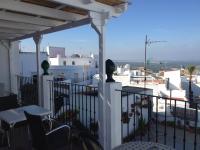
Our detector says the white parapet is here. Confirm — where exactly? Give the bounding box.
[104,82,122,149]
[42,75,54,111]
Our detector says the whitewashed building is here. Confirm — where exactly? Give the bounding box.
[46,46,98,83]
[49,65,98,83]
[47,46,98,68]
[19,51,48,76]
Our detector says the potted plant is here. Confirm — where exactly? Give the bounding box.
[121,112,130,124]
[90,121,99,133]
[138,117,146,136]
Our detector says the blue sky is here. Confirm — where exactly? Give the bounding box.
[21,0,200,62]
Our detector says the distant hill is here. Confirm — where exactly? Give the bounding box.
[114,60,200,73]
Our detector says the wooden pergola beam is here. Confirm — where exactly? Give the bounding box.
[0,0,86,21]
[11,17,91,41]
[0,11,65,27]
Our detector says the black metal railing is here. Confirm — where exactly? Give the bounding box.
[49,81,99,138]
[118,90,200,150]
[17,76,38,105]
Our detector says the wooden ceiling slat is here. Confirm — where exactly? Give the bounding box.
[21,0,123,15]
[96,0,125,6]
[21,0,87,16]
[21,0,59,8]
[61,6,87,16]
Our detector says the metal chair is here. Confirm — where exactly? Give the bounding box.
[24,111,71,150]
[0,94,20,147]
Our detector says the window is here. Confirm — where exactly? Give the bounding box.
[72,61,75,65]
[63,61,66,66]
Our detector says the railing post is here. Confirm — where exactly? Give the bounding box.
[42,75,54,112]
[105,82,122,149]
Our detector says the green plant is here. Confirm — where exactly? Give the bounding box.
[138,117,146,135]
[57,110,79,123]
[187,65,196,103]
[90,121,99,132]
[165,121,175,126]
[121,112,130,124]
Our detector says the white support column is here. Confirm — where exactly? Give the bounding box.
[91,11,109,149]
[33,32,42,106]
[0,40,16,94]
[105,82,122,149]
[9,41,21,94]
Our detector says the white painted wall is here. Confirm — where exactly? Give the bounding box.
[19,52,48,76]
[49,55,98,68]
[49,65,98,83]
[159,83,186,100]
[196,75,200,83]
[0,40,10,94]
[0,41,21,95]
[10,41,21,94]
[164,70,181,90]
[131,70,144,76]
[49,57,59,66]
[113,75,130,86]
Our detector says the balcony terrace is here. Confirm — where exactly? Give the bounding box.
[1,0,200,150]
[1,77,198,149]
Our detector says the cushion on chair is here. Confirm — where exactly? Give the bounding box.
[0,94,20,131]
[0,94,19,111]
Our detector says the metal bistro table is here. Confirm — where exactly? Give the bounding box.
[113,141,175,150]
[0,105,51,149]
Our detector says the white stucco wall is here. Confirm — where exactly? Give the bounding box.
[164,70,181,90]
[0,40,10,94]
[113,75,130,86]
[19,52,48,76]
[49,65,98,83]
[10,41,20,94]
[49,57,59,66]
[49,56,97,68]
[0,41,20,95]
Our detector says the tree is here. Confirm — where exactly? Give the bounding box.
[187,65,196,102]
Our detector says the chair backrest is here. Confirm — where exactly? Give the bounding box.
[24,111,47,150]
[0,94,19,111]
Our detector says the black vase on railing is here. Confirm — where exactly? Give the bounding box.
[41,60,50,75]
[106,59,116,82]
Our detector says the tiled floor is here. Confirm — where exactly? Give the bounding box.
[133,123,200,150]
